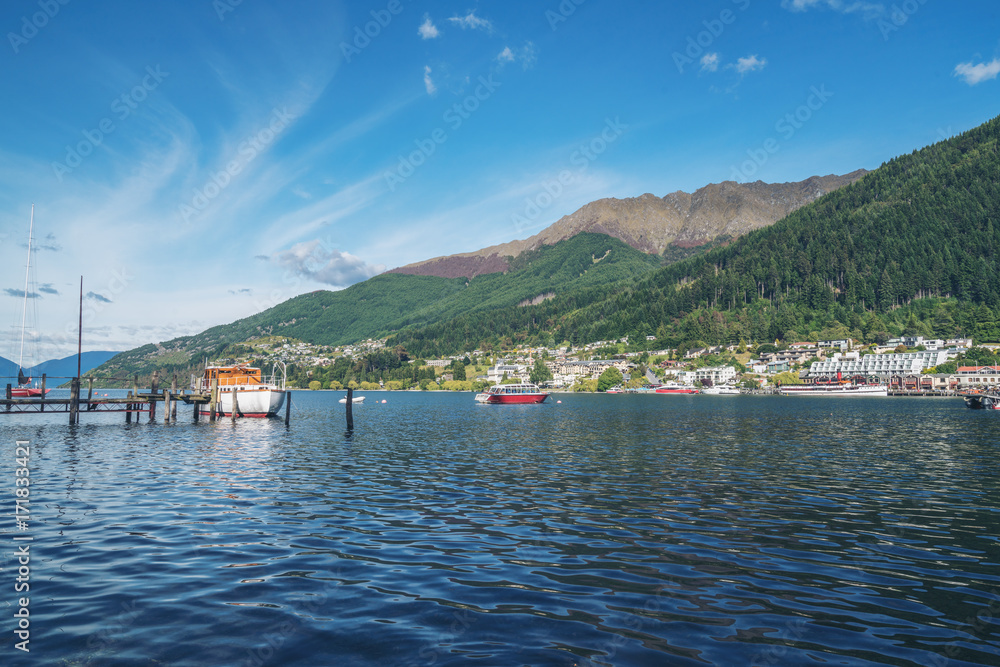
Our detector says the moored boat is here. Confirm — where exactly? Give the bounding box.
[654,382,698,394]
[475,382,549,404]
[701,385,741,395]
[195,364,286,417]
[962,391,1000,409]
[339,395,365,404]
[779,382,888,396]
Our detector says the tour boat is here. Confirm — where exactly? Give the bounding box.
[654,382,699,394]
[701,385,741,395]
[778,383,888,396]
[195,364,286,417]
[475,382,550,404]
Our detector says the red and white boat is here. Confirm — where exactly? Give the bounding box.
[9,205,50,399]
[195,364,287,417]
[654,382,698,394]
[475,382,550,404]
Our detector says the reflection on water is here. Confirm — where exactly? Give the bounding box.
[2,392,999,665]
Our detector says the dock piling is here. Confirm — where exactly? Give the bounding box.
[209,378,218,421]
[69,378,79,425]
[284,392,291,426]
[40,374,46,412]
[346,387,354,430]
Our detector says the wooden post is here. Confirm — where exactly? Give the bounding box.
[149,371,158,422]
[40,374,46,412]
[209,378,218,421]
[231,389,239,422]
[87,377,94,411]
[171,376,178,420]
[163,389,171,423]
[133,374,139,398]
[346,387,354,430]
[5,384,10,413]
[126,390,132,423]
[284,391,291,426]
[69,378,79,425]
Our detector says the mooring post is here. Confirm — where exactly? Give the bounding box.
[125,390,132,423]
[69,378,80,425]
[149,371,159,422]
[5,384,10,412]
[163,389,171,423]
[87,377,94,411]
[346,387,354,430]
[284,391,291,426]
[40,374,46,412]
[231,389,239,422]
[209,378,218,421]
[171,376,178,420]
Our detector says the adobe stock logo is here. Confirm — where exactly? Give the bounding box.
[7,0,71,54]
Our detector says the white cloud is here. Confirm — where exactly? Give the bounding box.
[272,240,385,287]
[782,0,884,18]
[700,52,720,73]
[423,65,437,94]
[732,55,767,74]
[448,11,493,32]
[955,59,1000,86]
[418,15,439,39]
[496,43,537,70]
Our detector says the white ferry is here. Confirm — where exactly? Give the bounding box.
[195,364,287,417]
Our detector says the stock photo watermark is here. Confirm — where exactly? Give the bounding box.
[51,65,170,182]
[213,0,242,21]
[878,0,928,41]
[340,0,410,63]
[383,74,501,192]
[7,0,71,54]
[11,439,32,653]
[729,85,833,183]
[178,107,295,223]
[672,0,751,74]
[545,0,586,31]
[511,117,627,235]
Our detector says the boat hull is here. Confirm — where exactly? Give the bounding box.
[477,393,549,404]
[779,385,888,396]
[655,387,698,394]
[199,387,286,417]
[10,387,49,398]
[964,394,1000,410]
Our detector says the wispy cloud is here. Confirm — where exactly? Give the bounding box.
[955,59,1000,86]
[418,15,440,39]
[700,53,720,73]
[731,55,767,74]
[271,240,385,287]
[424,65,437,94]
[496,43,537,70]
[86,292,113,303]
[782,0,884,19]
[448,11,493,32]
[38,283,59,295]
[4,288,40,299]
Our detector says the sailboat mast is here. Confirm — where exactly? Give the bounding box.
[18,204,34,372]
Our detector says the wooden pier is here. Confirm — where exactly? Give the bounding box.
[1,372,291,425]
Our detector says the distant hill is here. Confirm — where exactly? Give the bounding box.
[389,172,867,279]
[90,233,663,381]
[389,115,1000,356]
[0,351,120,384]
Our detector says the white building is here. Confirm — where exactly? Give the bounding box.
[809,350,950,379]
[679,365,738,386]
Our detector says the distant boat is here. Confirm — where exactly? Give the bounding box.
[963,392,1000,410]
[475,382,549,404]
[701,385,741,395]
[10,205,49,399]
[339,395,365,404]
[779,383,888,396]
[654,382,698,394]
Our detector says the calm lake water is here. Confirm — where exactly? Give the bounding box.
[2,391,999,666]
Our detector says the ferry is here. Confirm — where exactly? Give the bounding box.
[701,385,741,395]
[654,382,699,394]
[778,382,888,396]
[195,364,287,417]
[475,382,550,404]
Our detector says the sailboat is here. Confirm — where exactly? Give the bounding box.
[10,205,48,398]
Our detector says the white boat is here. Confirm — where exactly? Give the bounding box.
[9,205,49,398]
[339,395,365,404]
[701,385,741,395]
[195,363,287,417]
[779,383,888,396]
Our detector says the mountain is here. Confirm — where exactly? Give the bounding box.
[388,116,1000,357]
[0,351,120,385]
[91,233,663,380]
[389,171,867,279]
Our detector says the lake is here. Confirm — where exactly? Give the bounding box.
[2,391,999,665]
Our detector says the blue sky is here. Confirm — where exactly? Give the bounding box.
[0,0,998,359]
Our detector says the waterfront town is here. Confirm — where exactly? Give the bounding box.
[239,334,1000,393]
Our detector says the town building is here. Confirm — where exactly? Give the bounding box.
[809,350,951,379]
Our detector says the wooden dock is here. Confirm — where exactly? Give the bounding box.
[1,372,291,425]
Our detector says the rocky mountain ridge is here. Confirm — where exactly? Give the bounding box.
[390,171,868,279]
